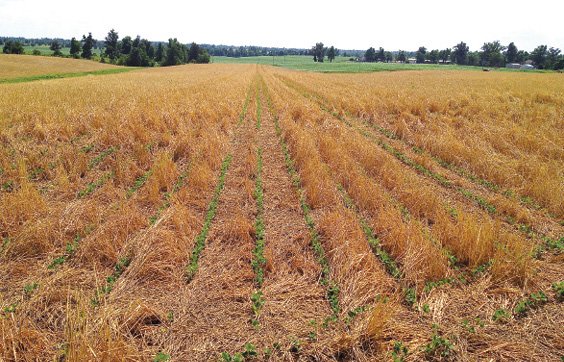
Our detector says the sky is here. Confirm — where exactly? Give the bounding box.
[1,0,563,52]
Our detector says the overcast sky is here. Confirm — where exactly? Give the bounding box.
[1,0,562,52]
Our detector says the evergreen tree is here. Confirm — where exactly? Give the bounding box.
[81,33,95,59]
[104,29,120,62]
[70,37,81,58]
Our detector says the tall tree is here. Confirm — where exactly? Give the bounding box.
[480,40,506,67]
[155,42,165,62]
[377,47,385,62]
[50,40,62,56]
[396,50,407,63]
[365,47,376,62]
[530,45,548,69]
[439,48,451,64]
[70,37,81,58]
[81,33,95,59]
[452,41,469,65]
[311,42,326,62]
[188,42,201,62]
[427,49,439,64]
[104,29,120,61]
[121,36,133,55]
[416,46,427,63]
[327,46,336,62]
[546,47,561,69]
[505,42,518,63]
[2,40,24,54]
[385,51,393,63]
[162,38,184,66]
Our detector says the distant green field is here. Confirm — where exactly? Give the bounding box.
[23,45,102,56]
[212,55,548,73]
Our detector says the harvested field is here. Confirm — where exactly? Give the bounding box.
[1,59,563,361]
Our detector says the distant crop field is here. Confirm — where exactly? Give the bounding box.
[0,53,120,80]
[1,59,563,361]
[213,55,549,73]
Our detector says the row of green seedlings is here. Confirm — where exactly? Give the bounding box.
[265,80,340,318]
[185,154,232,282]
[92,161,196,305]
[88,146,118,169]
[90,255,131,306]
[186,81,253,281]
[217,298,389,361]
[50,166,158,269]
[492,283,564,323]
[235,82,394,359]
[250,87,266,329]
[330,155,495,302]
[76,145,120,198]
[251,147,265,329]
[0,134,92,191]
[294,83,564,258]
[149,161,194,225]
[282,77,564,233]
[281,75,558,223]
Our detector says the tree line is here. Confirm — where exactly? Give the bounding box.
[1,30,211,67]
[358,41,563,70]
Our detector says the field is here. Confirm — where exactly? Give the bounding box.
[212,55,549,73]
[1,56,564,361]
[0,54,122,81]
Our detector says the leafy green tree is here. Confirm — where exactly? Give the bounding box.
[162,38,184,66]
[70,37,81,58]
[121,36,132,55]
[188,42,201,62]
[480,40,506,67]
[155,43,165,62]
[427,49,439,64]
[530,45,548,69]
[416,46,427,63]
[197,51,211,63]
[385,51,393,63]
[377,47,385,62]
[327,46,336,62]
[2,40,24,54]
[50,40,62,56]
[104,29,120,61]
[439,48,451,64]
[504,42,518,63]
[452,41,469,65]
[311,42,326,62]
[396,50,406,63]
[365,47,376,62]
[546,47,561,69]
[81,33,95,59]
[467,52,479,66]
[127,46,150,66]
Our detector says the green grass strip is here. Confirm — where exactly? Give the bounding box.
[0,68,138,84]
[185,153,232,282]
